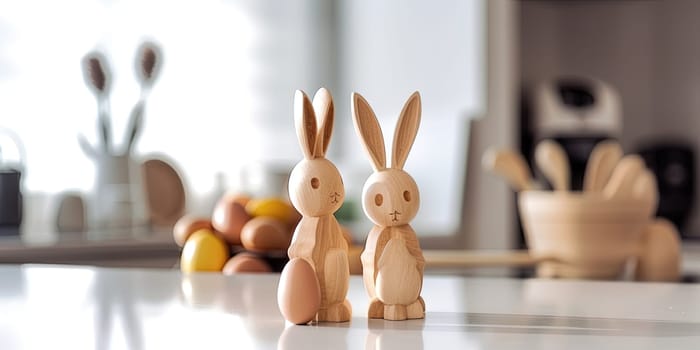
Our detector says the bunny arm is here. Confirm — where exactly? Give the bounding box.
[288,215,350,322]
[361,225,425,300]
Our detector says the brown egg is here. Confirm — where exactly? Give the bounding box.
[222,253,272,274]
[212,197,251,245]
[173,215,213,247]
[277,258,320,324]
[240,217,291,252]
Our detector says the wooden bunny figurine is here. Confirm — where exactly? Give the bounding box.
[352,91,425,321]
[277,88,351,324]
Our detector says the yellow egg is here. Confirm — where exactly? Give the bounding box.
[245,198,297,223]
[180,229,229,273]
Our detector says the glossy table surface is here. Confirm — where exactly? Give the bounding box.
[1,265,699,349]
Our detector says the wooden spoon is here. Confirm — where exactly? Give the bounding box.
[482,148,535,192]
[534,140,570,191]
[603,155,645,199]
[583,140,623,192]
[633,169,658,215]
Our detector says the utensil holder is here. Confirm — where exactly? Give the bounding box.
[91,154,147,230]
[518,191,652,279]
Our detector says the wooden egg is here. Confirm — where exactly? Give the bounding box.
[173,216,213,247]
[222,253,272,274]
[240,217,291,252]
[180,229,229,273]
[212,197,251,245]
[277,258,320,324]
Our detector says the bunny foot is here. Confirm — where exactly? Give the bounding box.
[384,304,408,321]
[368,298,385,319]
[317,299,351,322]
[406,297,425,319]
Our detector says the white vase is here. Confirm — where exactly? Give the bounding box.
[91,154,147,232]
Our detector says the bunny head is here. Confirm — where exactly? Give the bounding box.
[352,92,421,227]
[288,88,345,217]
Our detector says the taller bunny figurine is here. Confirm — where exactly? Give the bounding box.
[352,91,425,321]
[277,88,351,325]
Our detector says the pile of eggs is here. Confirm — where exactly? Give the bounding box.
[175,194,302,274]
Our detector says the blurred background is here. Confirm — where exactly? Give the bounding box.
[1,0,700,273]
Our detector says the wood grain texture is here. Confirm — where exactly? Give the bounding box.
[391,91,421,169]
[279,88,350,323]
[312,88,334,157]
[353,91,425,321]
[352,93,387,171]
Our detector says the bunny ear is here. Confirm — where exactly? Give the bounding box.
[312,87,334,158]
[352,92,386,171]
[294,90,317,159]
[391,91,421,169]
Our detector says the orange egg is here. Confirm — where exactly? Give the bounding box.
[240,217,290,252]
[277,258,320,324]
[222,253,272,274]
[212,197,251,245]
[173,215,213,247]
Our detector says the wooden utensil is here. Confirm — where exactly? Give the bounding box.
[583,141,623,192]
[633,169,658,215]
[603,155,645,199]
[534,140,570,191]
[482,149,535,191]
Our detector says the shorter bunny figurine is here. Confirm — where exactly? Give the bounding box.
[352,91,425,321]
[277,88,351,324]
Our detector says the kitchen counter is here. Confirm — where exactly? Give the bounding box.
[0,265,699,349]
[0,229,179,268]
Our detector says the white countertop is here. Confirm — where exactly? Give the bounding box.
[0,265,699,349]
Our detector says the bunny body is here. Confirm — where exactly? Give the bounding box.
[278,88,351,324]
[352,92,426,320]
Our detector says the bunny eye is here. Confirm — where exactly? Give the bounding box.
[310,177,320,189]
[374,193,383,206]
[403,190,411,202]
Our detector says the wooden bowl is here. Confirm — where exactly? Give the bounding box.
[518,191,653,279]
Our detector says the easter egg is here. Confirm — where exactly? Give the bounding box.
[240,217,291,252]
[173,215,213,247]
[212,196,251,245]
[245,198,297,224]
[277,258,320,324]
[222,253,272,274]
[180,229,229,273]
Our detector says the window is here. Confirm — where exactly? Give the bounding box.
[1,0,485,239]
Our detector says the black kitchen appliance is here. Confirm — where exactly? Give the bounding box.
[638,142,695,237]
[0,129,25,234]
[522,76,622,191]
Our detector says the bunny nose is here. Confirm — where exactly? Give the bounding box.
[390,210,401,222]
[330,192,341,204]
